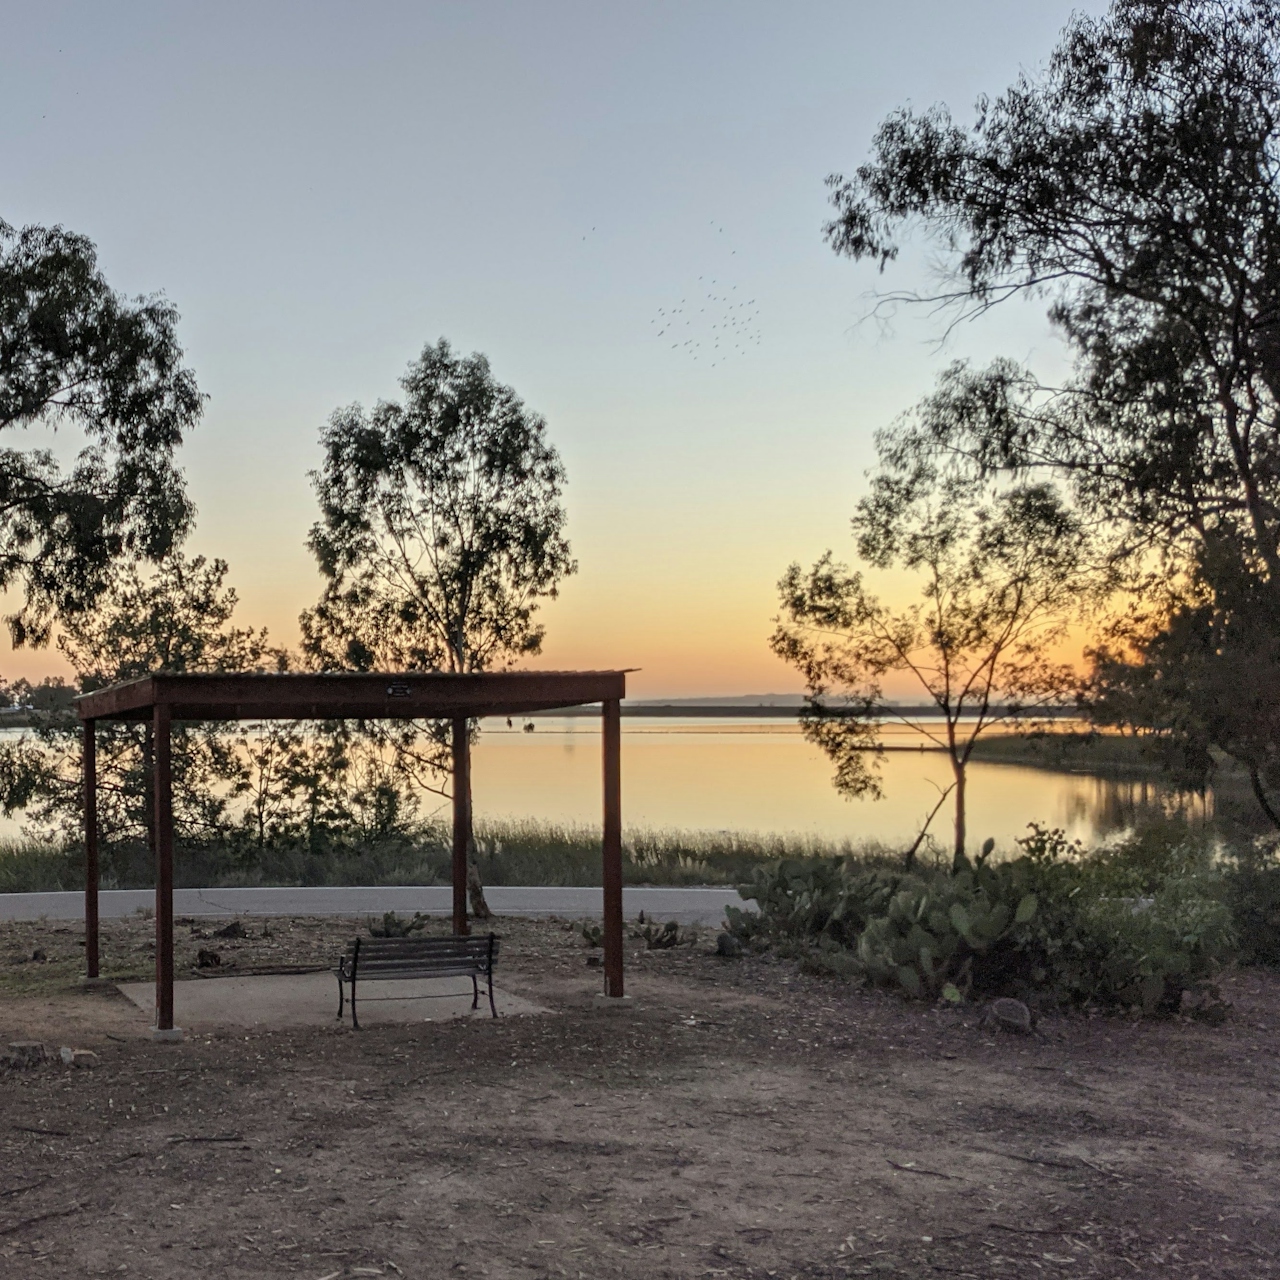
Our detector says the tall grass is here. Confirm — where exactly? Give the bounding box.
[470,819,905,886]
[0,820,903,893]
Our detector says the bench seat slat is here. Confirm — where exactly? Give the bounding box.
[354,961,489,975]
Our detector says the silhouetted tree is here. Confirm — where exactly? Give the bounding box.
[825,0,1280,820]
[0,554,271,845]
[826,0,1280,580]
[301,339,576,910]
[0,220,200,645]
[1085,535,1280,827]
[773,423,1100,867]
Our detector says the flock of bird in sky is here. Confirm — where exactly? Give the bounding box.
[650,222,763,366]
[645,221,762,366]
[580,219,763,365]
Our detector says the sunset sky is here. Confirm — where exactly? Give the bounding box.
[1,0,1104,697]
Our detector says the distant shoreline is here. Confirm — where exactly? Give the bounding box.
[526,703,1080,719]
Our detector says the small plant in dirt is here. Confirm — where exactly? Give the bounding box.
[639,919,681,950]
[581,922,603,948]
[367,911,429,938]
[797,937,863,980]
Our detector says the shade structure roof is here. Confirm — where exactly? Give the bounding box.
[74,670,629,723]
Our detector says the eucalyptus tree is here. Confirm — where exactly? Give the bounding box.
[302,339,576,903]
[825,0,1280,577]
[303,338,575,673]
[772,424,1101,868]
[823,0,1280,815]
[0,220,201,645]
[1085,535,1280,827]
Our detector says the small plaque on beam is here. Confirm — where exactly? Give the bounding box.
[386,681,411,698]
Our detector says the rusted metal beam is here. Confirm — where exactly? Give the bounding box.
[83,720,98,980]
[65,697,620,723]
[73,670,629,723]
[154,703,175,1032]
[602,698,624,997]
[452,716,470,937]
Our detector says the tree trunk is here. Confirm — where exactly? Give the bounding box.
[464,763,492,919]
[1249,765,1280,830]
[142,725,155,856]
[951,758,967,873]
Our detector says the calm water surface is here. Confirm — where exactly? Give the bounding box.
[471,716,1208,850]
[0,718,1205,852]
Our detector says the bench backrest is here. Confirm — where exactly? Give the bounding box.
[345,934,498,977]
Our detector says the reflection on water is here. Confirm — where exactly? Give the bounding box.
[0,718,1208,852]
[471,717,1209,850]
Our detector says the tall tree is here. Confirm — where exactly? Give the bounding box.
[301,338,576,905]
[824,0,1280,580]
[772,434,1098,867]
[0,220,201,644]
[303,338,575,674]
[823,0,1280,822]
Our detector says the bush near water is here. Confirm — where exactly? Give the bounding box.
[726,822,1274,1013]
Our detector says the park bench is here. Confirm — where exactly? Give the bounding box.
[336,934,500,1029]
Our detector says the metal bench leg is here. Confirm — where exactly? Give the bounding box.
[336,976,345,1021]
[350,939,360,1030]
[471,973,479,1010]
[488,968,497,1019]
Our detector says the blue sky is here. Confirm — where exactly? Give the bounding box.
[1,0,1106,694]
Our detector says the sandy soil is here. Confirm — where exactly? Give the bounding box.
[1,913,1278,1279]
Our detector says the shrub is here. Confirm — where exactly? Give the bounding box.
[367,910,429,938]
[855,867,1037,999]
[725,857,913,950]
[733,824,1240,1012]
[1222,836,1280,967]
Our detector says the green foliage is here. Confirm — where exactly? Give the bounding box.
[727,857,912,952]
[797,938,863,980]
[302,337,575,676]
[0,220,200,646]
[1080,883,1235,1013]
[1085,539,1280,828]
[855,865,1038,999]
[823,0,1280,840]
[735,822,1242,1012]
[1222,836,1280,967]
[0,553,278,848]
[772,428,1099,864]
[827,2,1280,589]
[0,821,897,894]
[367,911,429,938]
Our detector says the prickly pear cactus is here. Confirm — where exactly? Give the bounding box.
[857,873,1037,999]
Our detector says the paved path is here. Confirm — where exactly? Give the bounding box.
[0,885,750,926]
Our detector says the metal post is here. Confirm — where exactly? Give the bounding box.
[83,720,99,980]
[154,703,175,1032]
[602,698,624,997]
[451,716,470,936]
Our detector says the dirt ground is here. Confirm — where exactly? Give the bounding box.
[1,913,1278,1279]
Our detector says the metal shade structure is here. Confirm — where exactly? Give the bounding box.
[75,670,629,1033]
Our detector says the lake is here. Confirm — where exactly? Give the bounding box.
[470,716,1209,851]
[0,716,1208,853]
